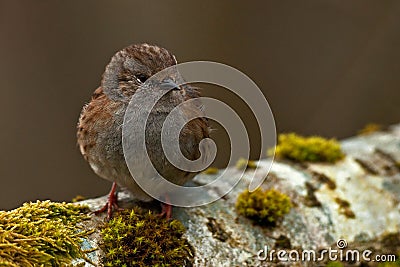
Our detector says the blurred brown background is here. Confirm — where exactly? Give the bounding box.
[0,1,399,209]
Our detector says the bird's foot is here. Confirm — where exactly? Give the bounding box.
[94,182,122,220]
[159,203,172,219]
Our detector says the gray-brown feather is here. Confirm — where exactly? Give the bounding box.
[77,44,210,201]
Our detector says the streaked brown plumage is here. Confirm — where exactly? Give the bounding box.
[77,43,210,218]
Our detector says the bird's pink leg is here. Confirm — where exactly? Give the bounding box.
[160,203,172,219]
[94,182,121,219]
[159,194,172,219]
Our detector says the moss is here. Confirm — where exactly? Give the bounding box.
[0,200,94,267]
[236,188,292,225]
[71,195,86,203]
[100,207,194,267]
[269,133,345,163]
[235,157,257,170]
[358,123,382,135]
[326,261,344,267]
[201,167,219,175]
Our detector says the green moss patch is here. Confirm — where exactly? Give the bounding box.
[270,133,345,163]
[236,188,292,226]
[0,200,93,267]
[235,158,257,170]
[100,207,194,267]
[358,123,382,135]
[201,167,219,175]
[71,195,86,203]
[326,261,344,267]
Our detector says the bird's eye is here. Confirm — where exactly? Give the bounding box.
[136,74,148,83]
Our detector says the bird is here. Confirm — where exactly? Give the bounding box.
[77,43,210,219]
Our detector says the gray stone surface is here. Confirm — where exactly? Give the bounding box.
[75,124,400,266]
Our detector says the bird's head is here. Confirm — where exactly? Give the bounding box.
[102,43,184,102]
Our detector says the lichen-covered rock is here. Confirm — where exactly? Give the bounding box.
[76,124,400,266]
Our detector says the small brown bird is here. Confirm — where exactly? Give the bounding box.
[77,43,210,218]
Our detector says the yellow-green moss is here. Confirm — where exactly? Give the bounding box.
[236,188,292,225]
[0,200,93,267]
[326,261,344,267]
[100,207,194,267]
[71,195,86,203]
[269,133,345,163]
[358,123,382,135]
[236,157,257,170]
[202,167,219,175]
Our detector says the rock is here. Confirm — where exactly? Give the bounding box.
[76,124,400,266]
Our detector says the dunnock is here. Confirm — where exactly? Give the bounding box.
[77,43,210,218]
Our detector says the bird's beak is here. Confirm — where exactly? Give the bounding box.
[160,78,181,91]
